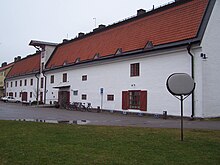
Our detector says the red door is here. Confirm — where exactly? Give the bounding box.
[122,90,147,111]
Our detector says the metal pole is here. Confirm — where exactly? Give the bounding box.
[181,95,184,141]
[101,93,103,109]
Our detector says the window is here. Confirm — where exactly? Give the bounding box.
[107,95,114,101]
[122,90,147,111]
[15,92,17,97]
[41,51,45,58]
[41,62,44,71]
[24,79,27,86]
[63,73,67,82]
[11,82,13,87]
[82,75,87,81]
[6,82,8,88]
[130,63,140,77]
[41,77,44,88]
[30,92,32,98]
[15,81,17,87]
[82,94,87,100]
[30,79,33,86]
[50,75,54,84]
[73,90,78,96]
[129,91,141,109]
[20,80,22,86]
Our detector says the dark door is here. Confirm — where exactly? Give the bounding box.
[58,91,70,109]
[22,92,27,102]
[40,92,43,103]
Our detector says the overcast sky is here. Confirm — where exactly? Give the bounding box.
[0,0,171,65]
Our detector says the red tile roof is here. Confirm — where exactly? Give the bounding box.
[7,53,41,78]
[46,0,209,68]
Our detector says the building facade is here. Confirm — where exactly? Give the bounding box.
[0,62,14,97]
[5,0,220,118]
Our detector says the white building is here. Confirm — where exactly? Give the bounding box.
[5,0,220,118]
[5,41,57,104]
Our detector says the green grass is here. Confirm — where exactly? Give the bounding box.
[0,121,219,165]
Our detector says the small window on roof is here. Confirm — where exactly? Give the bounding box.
[75,58,80,63]
[115,48,122,55]
[93,53,100,59]
[144,41,154,50]
[63,61,67,66]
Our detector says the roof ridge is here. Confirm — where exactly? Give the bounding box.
[46,0,210,69]
[58,0,192,46]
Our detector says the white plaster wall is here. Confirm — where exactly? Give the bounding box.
[46,48,192,117]
[44,45,56,64]
[199,0,220,117]
[6,75,39,102]
[192,47,204,118]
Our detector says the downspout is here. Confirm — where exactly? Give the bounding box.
[187,44,195,119]
[42,72,47,104]
[35,73,39,105]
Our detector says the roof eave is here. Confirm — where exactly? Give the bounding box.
[44,37,201,72]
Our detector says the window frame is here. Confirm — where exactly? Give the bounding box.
[24,79,27,86]
[63,73,67,82]
[30,79,33,86]
[107,94,114,101]
[130,63,140,77]
[41,77,44,88]
[82,75,87,81]
[50,75,54,84]
[81,94,87,100]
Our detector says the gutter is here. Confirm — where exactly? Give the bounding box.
[42,72,47,104]
[187,44,195,119]
[35,73,40,105]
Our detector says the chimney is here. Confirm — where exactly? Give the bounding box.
[93,24,106,32]
[13,56,21,62]
[78,32,85,37]
[17,56,21,61]
[62,39,69,43]
[98,24,106,29]
[137,9,146,16]
[1,62,7,67]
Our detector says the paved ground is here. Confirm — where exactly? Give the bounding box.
[0,101,220,130]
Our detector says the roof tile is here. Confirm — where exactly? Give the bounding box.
[7,53,41,78]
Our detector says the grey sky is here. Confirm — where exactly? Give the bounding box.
[0,0,171,65]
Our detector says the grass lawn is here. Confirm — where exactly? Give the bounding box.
[0,120,219,165]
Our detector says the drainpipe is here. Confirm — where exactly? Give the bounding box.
[42,72,47,104]
[35,73,39,105]
[187,44,195,119]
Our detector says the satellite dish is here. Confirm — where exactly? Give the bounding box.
[166,73,195,141]
[167,73,195,96]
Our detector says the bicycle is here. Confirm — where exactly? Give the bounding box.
[79,102,93,112]
[68,102,93,112]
